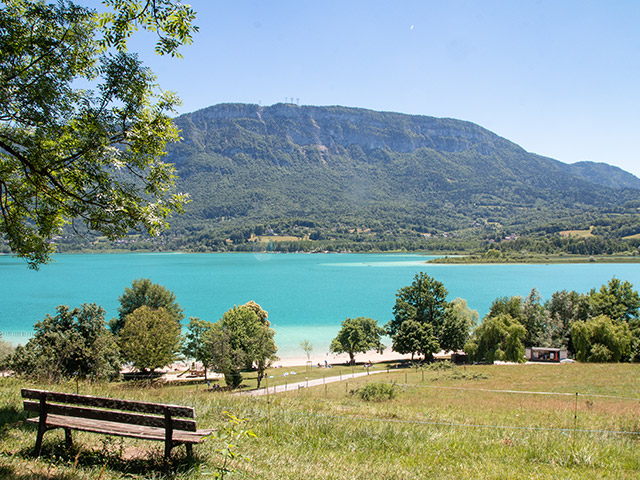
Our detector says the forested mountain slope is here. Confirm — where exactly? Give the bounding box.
[155,103,640,251]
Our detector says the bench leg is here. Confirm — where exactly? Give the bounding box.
[163,440,173,471]
[185,443,193,459]
[64,428,73,449]
[34,425,46,457]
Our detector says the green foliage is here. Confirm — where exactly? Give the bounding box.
[545,289,589,352]
[0,0,193,267]
[588,277,640,323]
[388,273,474,355]
[571,315,632,363]
[203,302,278,389]
[111,278,184,334]
[118,305,182,372]
[6,304,120,380]
[0,340,14,368]
[183,316,215,379]
[98,0,198,57]
[330,317,385,365]
[299,339,313,361]
[441,297,478,352]
[488,295,523,322]
[391,320,439,361]
[388,273,449,339]
[206,411,257,479]
[520,289,549,347]
[355,382,398,402]
[465,313,526,363]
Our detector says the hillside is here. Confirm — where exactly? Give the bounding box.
[151,103,640,251]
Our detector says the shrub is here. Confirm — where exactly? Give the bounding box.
[355,382,398,402]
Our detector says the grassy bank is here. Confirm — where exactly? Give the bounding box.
[1,362,639,479]
[429,253,640,264]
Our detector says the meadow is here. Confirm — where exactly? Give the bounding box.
[1,362,639,479]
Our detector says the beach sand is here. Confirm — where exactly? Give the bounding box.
[273,347,414,368]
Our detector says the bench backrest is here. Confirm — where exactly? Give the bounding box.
[21,388,197,432]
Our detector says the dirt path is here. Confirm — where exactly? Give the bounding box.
[236,367,386,397]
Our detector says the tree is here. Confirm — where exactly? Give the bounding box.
[387,273,449,345]
[330,317,385,365]
[6,303,120,380]
[487,295,523,322]
[0,0,197,267]
[111,278,184,333]
[464,313,526,364]
[203,302,278,389]
[391,319,439,361]
[544,289,588,353]
[118,305,182,372]
[183,316,214,381]
[300,339,313,362]
[571,315,632,363]
[588,278,640,323]
[440,297,478,352]
[520,288,549,347]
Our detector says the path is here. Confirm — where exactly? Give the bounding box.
[237,367,386,397]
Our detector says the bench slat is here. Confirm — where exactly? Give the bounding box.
[26,416,211,444]
[21,389,195,418]
[23,400,197,432]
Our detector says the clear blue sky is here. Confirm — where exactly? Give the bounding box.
[133,0,640,177]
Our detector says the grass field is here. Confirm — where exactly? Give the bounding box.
[1,362,640,479]
[559,227,594,238]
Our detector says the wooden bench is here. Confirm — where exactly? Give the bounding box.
[21,389,211,462]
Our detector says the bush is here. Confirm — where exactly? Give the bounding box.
[6,304,120,381]
[355,382,398,402]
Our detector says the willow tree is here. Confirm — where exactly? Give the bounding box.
[0,0,197,267]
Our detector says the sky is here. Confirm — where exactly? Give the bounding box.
[129,0,640,177]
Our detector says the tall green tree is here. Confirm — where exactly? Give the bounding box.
[330,317,385,365]
[544,289,589,352]
[588,278,640,323]
[487,295,523,322]
[520,288,549,347]
[391,319,439,361]
[387,273,449,343]
[6,303,120,380]
[111,278,184,333]
[571,314,632,363]
[465,313,526,364]
[183,316,214,381]
[0,0,196,267]
[118,305,182,372]
[440,297,478,352]
[203,302,278,389]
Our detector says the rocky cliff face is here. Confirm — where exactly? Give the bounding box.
[175,103,521,156]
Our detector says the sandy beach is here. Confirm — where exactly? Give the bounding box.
[273,347,414,368]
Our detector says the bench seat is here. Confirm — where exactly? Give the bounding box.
[26,415,211,443]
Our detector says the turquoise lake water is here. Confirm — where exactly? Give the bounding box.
[1,253,640,359]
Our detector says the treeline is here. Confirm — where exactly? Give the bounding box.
[0,279,277,388]
[482,235,640,256]
[329,273,640,366]
[465,277,640,363]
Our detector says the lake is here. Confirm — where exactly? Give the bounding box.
[1,253,639,359]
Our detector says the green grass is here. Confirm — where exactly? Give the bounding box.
[2,363,640,479]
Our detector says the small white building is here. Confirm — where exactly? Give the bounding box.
[525,347,568,363]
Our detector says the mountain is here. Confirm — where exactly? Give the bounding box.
[161,103,640,249]
[565,161,640,191]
